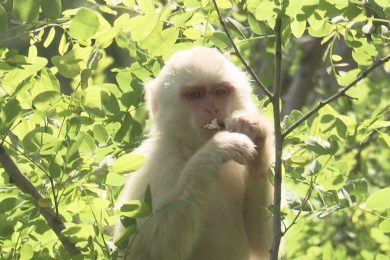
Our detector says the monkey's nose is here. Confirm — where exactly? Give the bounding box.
[205,108,219,115]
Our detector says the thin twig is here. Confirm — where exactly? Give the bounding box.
[282,55,390,138]
[283,170,317,234]
[211,0,273,99]
[0,145,81,256]
[271,14,284,260]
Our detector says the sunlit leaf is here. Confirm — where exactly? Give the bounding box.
[112,152,145,174]
[137,0,155,14]
[216,0,232,9]
[106,172,126,186]
[51,49,82,79]
[19,244,34,260]
[379,219,390,233]
[366,187,390,210]
[69,8,100,41]
[43,27,56,48]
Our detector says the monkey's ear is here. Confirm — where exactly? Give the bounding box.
[145,80,158,117]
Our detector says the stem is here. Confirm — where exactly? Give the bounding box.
[282,55,390,138]
[0,145,81,256]
[211,0,273,99]
[271,14,284,260]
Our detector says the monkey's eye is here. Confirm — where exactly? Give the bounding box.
[215,87,228,97]
[186,89,204,100]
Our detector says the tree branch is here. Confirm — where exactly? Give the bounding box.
[0,144,81,256]
[282,55,390,138]
[211,0,273,99]
[271,15,284,260]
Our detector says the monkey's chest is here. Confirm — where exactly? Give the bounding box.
[190,167,250,260]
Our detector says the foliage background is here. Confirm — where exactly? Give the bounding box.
[0,0,389,259]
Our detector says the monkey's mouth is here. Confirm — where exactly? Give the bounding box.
[203,118,225,130]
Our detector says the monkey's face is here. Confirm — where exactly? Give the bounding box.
[181,82,235,138]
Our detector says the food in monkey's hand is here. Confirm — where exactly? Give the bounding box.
[203,118,223,130]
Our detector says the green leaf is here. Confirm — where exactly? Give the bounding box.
[51,50,82,79]
[137,0,155,14]
[291,18,306,38]
[80,69,92,89]
[0,99,21,135]
[144,185,152,211]
[329,0,348,10]
[252,0,279,27]
[210,31,230,50]
[62,224,94,243]
[183,28,202,40]
[13,0,39,22]
[105,172,126,186]
[22,132,62,155]
[170,12,193,27]
[215,0,232,9]
[120,216,136,228]
[380,132,390,148]
[38,68,60,93]
[58,33,69,55]
[92,198,110,210]
[286,0,302,17]
[87,48,102,70]
[101,91,120,115]
[116,71,133,92]
[2,57,48,94]
[32,91,61,111]
[379,219,390,233]
[68,132,95,157]
[316,160,348,190]
[115,225,137,250]
[112,153,145,174]
[0,4,8,32]
[19,244,34,260]
[336,69,360,87]
[41,0,62,20]
[128,14,159,42]
[120,201,151,218]
[305,136,331,155]
[331,54,342,62]
[366,187,390,210]
[43,27,56,48]
[248,14,267,35]
[374,0,390,8]
[93,124,109,144]
[226,17,248,39]
[69,8,100,41]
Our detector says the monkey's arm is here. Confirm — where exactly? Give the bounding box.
[244,134,274,258]
[244,166,273,258]
[123,132,256,260]
[225,111,274,257]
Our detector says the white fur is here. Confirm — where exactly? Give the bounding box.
[114,47,274,260]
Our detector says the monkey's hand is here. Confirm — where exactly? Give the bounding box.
[225,111,272,150]
[207,131,257,165]
[225,111,274,173]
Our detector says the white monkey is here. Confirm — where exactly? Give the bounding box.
[114,47,274,260]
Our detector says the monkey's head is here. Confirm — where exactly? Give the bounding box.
[145,47,256,149]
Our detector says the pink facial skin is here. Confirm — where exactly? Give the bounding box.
[181,82,234,137]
